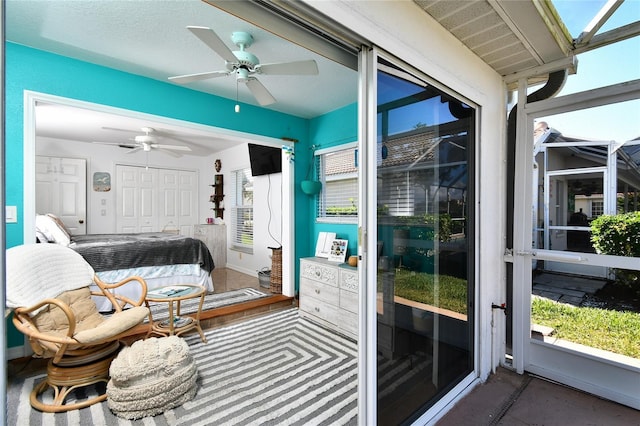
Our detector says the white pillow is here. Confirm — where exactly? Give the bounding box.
[35,214,71,246]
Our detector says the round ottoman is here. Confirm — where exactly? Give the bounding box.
[107,336,198,420]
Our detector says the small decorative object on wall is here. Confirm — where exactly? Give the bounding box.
[328,239,348,263]
[92,172,111,192]
[215,159,222,172]
[315,231,336,258]
[301,144,322,195]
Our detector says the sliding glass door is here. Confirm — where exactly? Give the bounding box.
[370,55,476,424]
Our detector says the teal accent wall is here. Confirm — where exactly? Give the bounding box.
[5,43,310,249]
[299,103,359,259]
[4,43,313,348]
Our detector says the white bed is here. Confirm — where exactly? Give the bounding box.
[92,264,213,312]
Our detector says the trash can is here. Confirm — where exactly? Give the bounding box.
[258,268,271,289]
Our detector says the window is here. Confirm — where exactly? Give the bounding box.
[316,143,358,223]
[230,168,253,253]
[591,200,604,217]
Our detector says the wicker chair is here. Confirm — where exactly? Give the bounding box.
[6,243,150,413]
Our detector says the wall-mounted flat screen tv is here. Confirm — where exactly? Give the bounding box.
[248,143,282,176]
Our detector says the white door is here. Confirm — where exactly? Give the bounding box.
[513,83,640,410]
[158,169,197,237]
[116,165,158,233]
[35,156,87,235]
[178,171,197,237]
[117,165,196,234]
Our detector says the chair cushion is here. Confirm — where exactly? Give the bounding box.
[74,306,149,344]
[31,287,148,344]
[32,287,105,338]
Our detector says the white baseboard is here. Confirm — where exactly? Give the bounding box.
[6,344,26,360]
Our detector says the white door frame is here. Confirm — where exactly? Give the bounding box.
[23,90,295,298]
[512,78,640,409]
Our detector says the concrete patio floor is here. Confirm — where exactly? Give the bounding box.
[436,367,639,425]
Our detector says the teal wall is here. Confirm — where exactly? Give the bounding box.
[5,42,311,248]
[4,42,357,347]
[306,103,359,257]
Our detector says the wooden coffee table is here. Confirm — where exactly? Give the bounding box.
[145,284,207,343]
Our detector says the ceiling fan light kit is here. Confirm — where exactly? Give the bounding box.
[92,127,192,157]
[169,27,319,108]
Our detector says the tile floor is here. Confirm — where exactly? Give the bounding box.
[211,267,263,293]
[436,367,639,425]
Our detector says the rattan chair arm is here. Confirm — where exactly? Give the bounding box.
[92,275,148,311]
[12,299,78,344]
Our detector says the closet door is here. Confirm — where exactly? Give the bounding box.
[117,165,196,234]
[116,165,158,232]
[178,171,197,236]
[158,169,197,236]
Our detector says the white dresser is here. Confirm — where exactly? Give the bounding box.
[299,257,358,340]
[193,224,227,269]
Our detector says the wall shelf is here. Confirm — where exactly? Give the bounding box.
[210,174,224,220]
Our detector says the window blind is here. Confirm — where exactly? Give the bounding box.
[316,145,358,222]
[230,168,254,251]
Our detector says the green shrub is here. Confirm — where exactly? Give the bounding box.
[591,212,640,291]
[591,212,640,257]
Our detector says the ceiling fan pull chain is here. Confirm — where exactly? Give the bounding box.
[235,79,240,113]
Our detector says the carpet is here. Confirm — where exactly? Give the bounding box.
[7,308,358,425]
[146,287,269,323]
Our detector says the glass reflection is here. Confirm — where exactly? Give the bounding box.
[376,58,474,424]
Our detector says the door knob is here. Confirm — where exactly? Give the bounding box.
[79,220,84,224]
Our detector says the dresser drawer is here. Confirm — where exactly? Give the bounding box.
[300,259,338,287]
[300,295,339,325]
[340,288,359,314]
[300,277,339,305]
[338,309,358,337]
[339,268,358,293]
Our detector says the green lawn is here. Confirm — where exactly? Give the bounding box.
[383,269,468,315]
[532,297,640,359]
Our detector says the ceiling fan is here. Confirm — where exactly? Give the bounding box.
[168,27,319,106]
[93,127,192,157]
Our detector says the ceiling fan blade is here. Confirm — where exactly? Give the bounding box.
[187,26,238,64]
[151,144,192,151]
[157,148,183,158]
[125,146,143,154]
[256,60,318,75]
[92,141,138,149]
[245,78,276,106]
[101,126,139,133]
[168,70,229,84]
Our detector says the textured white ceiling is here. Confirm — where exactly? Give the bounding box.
[6,0,358,154]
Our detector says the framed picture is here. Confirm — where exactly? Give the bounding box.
[315,231,336,258]
[92,172,111,192]
[328,239,348,263]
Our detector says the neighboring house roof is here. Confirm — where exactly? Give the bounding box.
[536,127,640,192]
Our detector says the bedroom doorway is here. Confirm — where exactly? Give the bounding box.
[24,91,296,299]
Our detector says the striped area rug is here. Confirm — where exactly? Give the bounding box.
[7,308,358,426]
[146,287,269,323]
